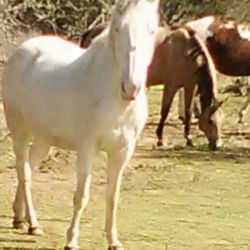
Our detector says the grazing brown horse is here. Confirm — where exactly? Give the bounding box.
[150,27,223,150]
[185,15,250,123]
[80,25,224,150]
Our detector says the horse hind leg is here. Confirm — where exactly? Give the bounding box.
[156,86,177,147]
[26,135,50,235]
[13,176,26,229]
[11,130,33,230]
[6,108,30,230]
[12,132,49,235]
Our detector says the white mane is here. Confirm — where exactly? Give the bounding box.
[186,16,215,42]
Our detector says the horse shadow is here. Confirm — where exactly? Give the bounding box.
[136,143,250,163]
[0,214,69,247]
[0,246,55,250]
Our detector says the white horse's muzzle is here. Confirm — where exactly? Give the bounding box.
[121,81,141,100]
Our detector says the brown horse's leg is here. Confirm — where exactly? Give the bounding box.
[184,87,195,146]
[178,88,185,122]
[156,86,177,147]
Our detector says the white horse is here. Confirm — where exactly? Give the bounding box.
[1,0,159,249]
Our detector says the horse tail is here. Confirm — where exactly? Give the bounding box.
[185,27,218,107]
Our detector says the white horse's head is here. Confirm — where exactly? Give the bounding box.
[109,0,159,100]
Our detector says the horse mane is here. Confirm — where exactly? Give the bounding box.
[86,27,109,52]
[186,28,217,111]
[80,29,95,48]
[116,0,136,14]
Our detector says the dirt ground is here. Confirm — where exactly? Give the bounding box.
[0,32,250,250]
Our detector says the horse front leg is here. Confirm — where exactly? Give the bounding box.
[65,144,95,250]
[105,141,136,250]
[184,88,194,147]
[156,86,177,147]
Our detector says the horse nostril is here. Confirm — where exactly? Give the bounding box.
[121,80,142,100]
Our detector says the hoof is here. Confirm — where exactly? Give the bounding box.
[64,247,78,250]
[186,140,194,147]
[28,226,44,236]
[13,219,26,229]
[108,244,124,250]
[108,246,124,250]
[156,140,164,147]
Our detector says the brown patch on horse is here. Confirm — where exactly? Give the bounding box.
[187,16,250,76]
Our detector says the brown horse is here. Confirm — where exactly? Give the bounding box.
[80,25,224,150]
[185,15,250,123]
[149,27,223,150]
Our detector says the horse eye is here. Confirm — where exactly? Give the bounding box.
[209,119,214,125]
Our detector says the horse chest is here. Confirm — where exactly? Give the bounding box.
[97,97,148,151]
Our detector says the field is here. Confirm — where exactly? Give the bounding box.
[0,33,250,250]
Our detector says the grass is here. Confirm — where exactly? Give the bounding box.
[0,39,250,249]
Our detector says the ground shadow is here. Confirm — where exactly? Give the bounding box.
[136,144,250,163]
[0,247,56,250]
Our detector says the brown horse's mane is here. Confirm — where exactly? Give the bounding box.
[186,28,217,111]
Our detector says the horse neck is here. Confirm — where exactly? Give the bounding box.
[197,65,216,111]
[190,32,217,111]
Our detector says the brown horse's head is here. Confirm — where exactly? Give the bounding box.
[187,27,225,150]
[198,99,224,150]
